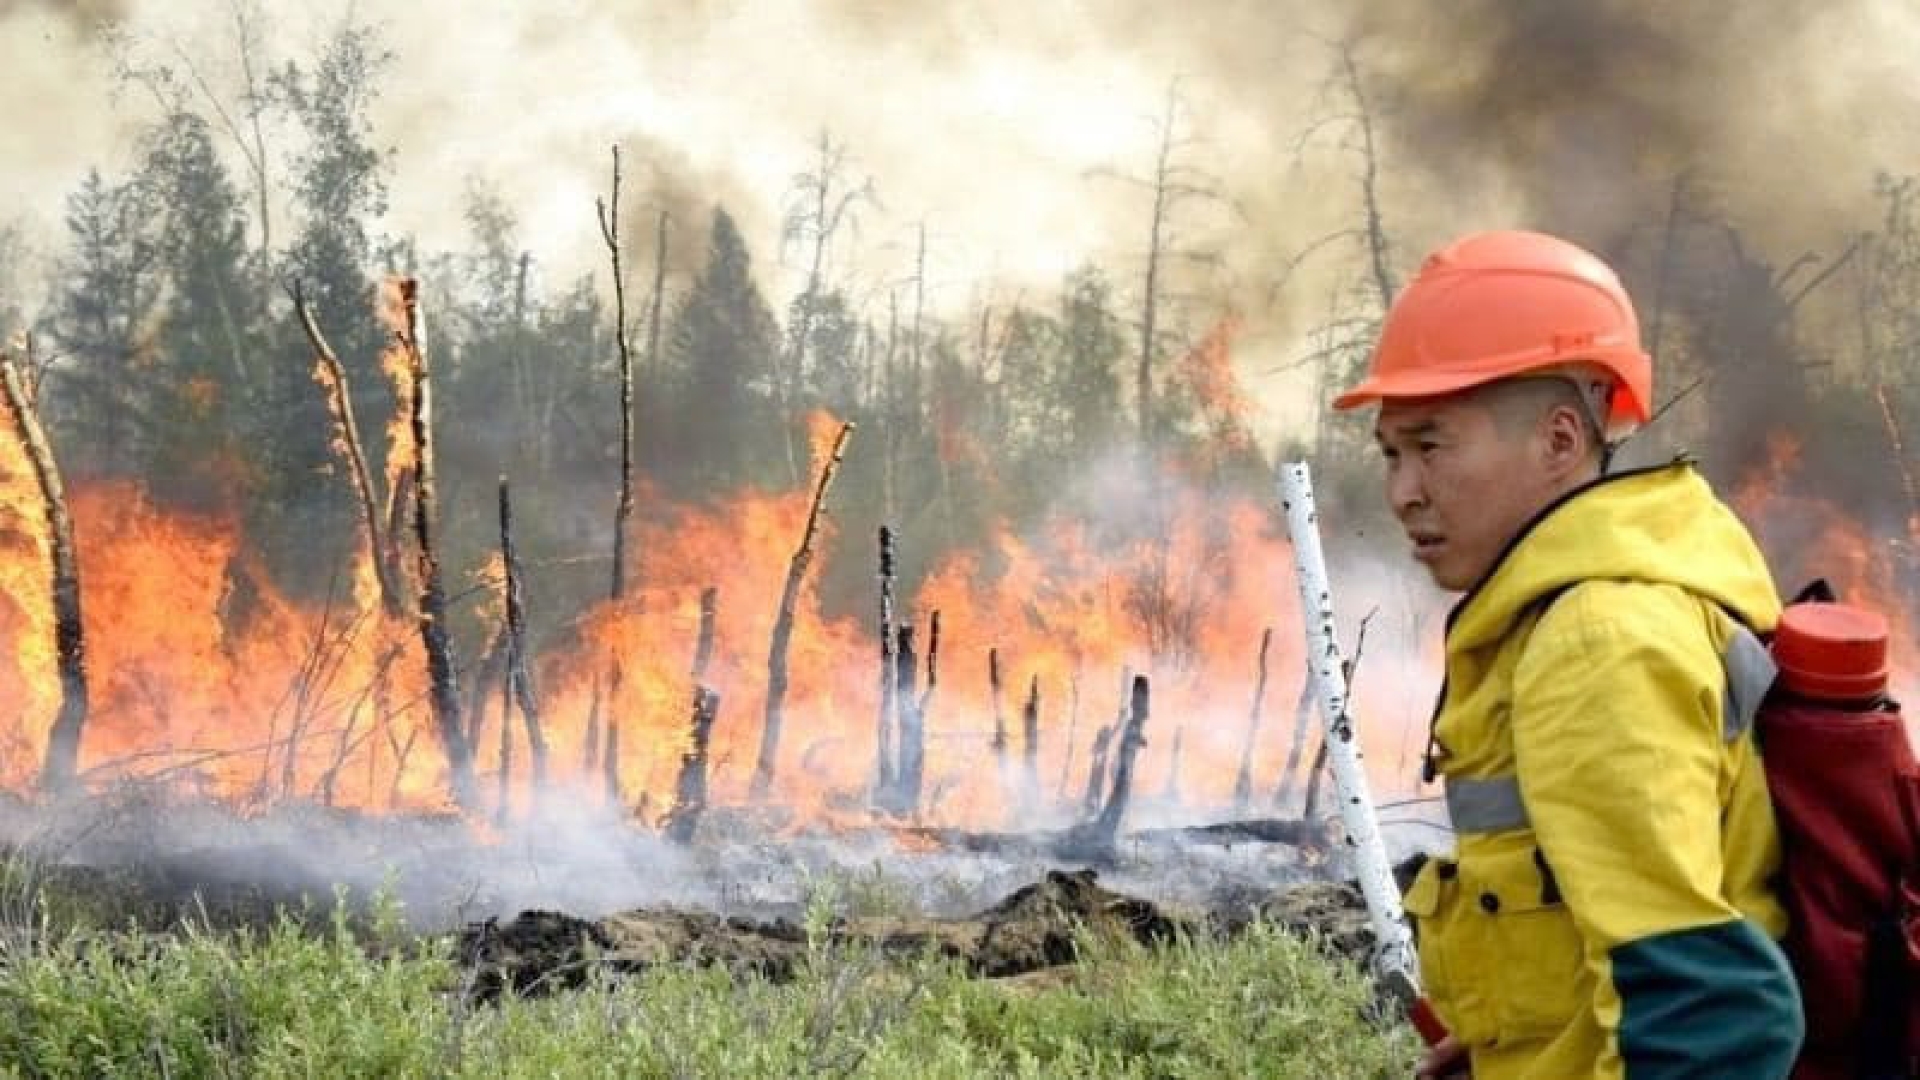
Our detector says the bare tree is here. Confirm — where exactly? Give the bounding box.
[779,130,876,482]
[1095,80,1224,445]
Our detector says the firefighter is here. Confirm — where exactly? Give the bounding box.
[1334,230,1804,1078]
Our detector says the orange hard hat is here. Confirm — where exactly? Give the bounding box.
[1333,230,1653,429]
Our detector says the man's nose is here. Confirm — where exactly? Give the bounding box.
[1387,459,1426,518]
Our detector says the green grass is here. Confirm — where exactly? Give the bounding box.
[0,888,1415,1079]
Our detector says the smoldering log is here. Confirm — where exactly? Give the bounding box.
[1,353,89,792]
[873,526,898,796]
[1093,676,1151,843]
[665,687,721,844]
[750,419,855,798]
[1232,627,1273,810]
[290,281,406,617]
[396,278,478,811]
[499,478,548,794]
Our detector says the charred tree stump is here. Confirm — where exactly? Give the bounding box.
[873,526,898,798]
[290,281,406,617]
[751,420,854,798]
[1021,675,1041,805]
[1093,676,1150,844]
[395,278,477,811]
[664,687,720,844]
[1233,628,1273,810]
[2,354,89,792]
[892,625,925,815]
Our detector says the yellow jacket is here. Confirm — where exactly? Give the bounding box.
[1402,461,1803,1079]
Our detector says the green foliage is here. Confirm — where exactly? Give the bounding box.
[658,207,785,496]
[0,896,1413,1079]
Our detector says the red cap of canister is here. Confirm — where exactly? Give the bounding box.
[1772,602,1890,701]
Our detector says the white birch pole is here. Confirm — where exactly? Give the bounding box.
[1278,460,1421,1000]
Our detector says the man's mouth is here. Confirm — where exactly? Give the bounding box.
[1409,531,1445,561]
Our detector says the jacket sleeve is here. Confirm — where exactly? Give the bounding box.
[1510,582,1801,1079]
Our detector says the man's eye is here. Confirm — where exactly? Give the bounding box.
[1418,441,1440,455]
[1379,447,1399,462]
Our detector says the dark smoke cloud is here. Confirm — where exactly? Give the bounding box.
[1348,0,1901,255]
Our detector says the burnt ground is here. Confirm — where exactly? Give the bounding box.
[0,786,1437,996]
[454,869,1382,1003]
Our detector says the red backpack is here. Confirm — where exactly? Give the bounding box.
[1757,584,1920,1080]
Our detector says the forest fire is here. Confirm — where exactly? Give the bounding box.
[0,442,1378,830]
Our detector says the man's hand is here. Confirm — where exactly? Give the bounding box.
[1415,1035,1469,1078]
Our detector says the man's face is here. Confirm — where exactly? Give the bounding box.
[1374,391,1563,592]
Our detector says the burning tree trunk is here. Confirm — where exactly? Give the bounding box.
[290,280,405,616]
[499,477,547,796]
[495,657,513,825]
[1021,675,1041,805]
[751,419,855,798]
[1302,738,1330,822]
[466,629,510,753]
[1,353,89,792]
[693,585,718,680]
[599,145,638,603]
[1058,668,1080,801]
[989,647,1008,770]
[921,609,941,711]
[1232,627,1273,810]
[1274,681,1315,809]
[394,279,478,811]
[873,526,897,796]
[891,624,925,815]
[665,584,721,842]
[665,687,721,844]
[1082,723,1115,816]
[582,674,603,775]
[604,716,622,805]
[1093,676,1150,843]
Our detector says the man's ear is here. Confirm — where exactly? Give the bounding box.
[1541,404,1591,475]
